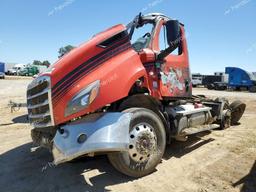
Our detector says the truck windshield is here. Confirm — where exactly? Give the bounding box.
[249,72,256,81]
[127,23,154,52]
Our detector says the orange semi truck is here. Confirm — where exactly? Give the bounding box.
[27,13,246,177]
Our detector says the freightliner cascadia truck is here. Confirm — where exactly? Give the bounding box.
[27,13,246,177]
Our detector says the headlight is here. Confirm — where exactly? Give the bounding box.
[65,80,100,117]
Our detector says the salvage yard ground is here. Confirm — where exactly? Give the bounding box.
[0,77,255,192]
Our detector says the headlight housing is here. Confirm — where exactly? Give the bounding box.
[65,80,100,117]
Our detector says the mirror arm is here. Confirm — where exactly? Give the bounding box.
[157,44,177,60]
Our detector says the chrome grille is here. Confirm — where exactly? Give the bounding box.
[27,76,54,128]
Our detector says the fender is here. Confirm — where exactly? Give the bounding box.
[118,94,171,143]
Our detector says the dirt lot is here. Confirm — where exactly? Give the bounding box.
[0,78,255,192]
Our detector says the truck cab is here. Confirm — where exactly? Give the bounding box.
[7,64,27,75]
[27,13,246,177]
[128,13,191,98]
[226,67,256,92]
[20,65,40,76]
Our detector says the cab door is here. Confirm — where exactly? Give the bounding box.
[153,19,192,98]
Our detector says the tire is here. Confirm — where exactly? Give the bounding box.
[230,100,246,125]
[215,98,231,129]
[207,84,214,90]
[249,86,256,93]
[108,108,166,177]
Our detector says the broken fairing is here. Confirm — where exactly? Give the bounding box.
[52,112,132,164]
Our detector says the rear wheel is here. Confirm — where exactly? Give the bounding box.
[207,84,214,90]
[108,108,166,177]
[230,100,246,125]
[215,98,231,129]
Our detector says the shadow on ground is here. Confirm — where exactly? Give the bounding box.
[233,161,256,192]
[0,142,133,192]
[0,132,221,192]
[12,114,28,124]
[164,131,214,159]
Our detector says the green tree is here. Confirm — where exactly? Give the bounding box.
[32,60,42,66]
[58,45,75,58]
[32,60,51,68]
[42,60,51,68]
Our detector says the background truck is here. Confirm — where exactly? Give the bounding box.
[206,67,256,92]
[0,62,5,79]
[20,66,38,76]
[20,65,47,76]
[27,13,246,177]
[225,67,256,92]
[6,63,27,75]
[192,72,228,89]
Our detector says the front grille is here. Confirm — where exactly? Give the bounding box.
[27,76,54,128]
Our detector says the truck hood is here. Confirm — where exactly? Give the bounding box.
[43,24,128,88]
[32,23,140,125]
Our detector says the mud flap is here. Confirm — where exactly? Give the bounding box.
[52,113,132,164]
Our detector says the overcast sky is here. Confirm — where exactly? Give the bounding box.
[0,0,255,74]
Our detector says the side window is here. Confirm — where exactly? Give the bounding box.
[159,25,167,51]
[131,24,153,44]
[159,24,182,56]
[131,24,154,52]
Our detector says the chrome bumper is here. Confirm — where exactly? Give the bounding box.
[52,112,132,164]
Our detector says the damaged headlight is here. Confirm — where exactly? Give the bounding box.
[65,80,100,117]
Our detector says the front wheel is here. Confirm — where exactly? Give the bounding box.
[108,108,166,177]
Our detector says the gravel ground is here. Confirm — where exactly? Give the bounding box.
[0,78,255,192]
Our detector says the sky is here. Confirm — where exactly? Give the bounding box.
[0,0,255,74]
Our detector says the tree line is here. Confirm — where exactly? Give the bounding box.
[31,45,75,68]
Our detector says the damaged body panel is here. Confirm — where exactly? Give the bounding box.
[53,112,132,164]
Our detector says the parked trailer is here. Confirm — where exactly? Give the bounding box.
[192,73,227,89]
[36,65,47,73]
[0,62,5,79]
[5,63,16,73]
[191,73,203,87]
[202,75,223,89]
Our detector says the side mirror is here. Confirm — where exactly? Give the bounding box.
[157,20,181,60]
[166,20,181,48]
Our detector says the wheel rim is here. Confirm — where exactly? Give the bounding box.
[128,123,157,163]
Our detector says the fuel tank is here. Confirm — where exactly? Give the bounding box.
[40,24,146,125]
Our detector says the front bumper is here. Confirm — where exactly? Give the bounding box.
[52,112,132,164]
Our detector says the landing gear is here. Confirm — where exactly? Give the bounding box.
[108,108,166,177]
